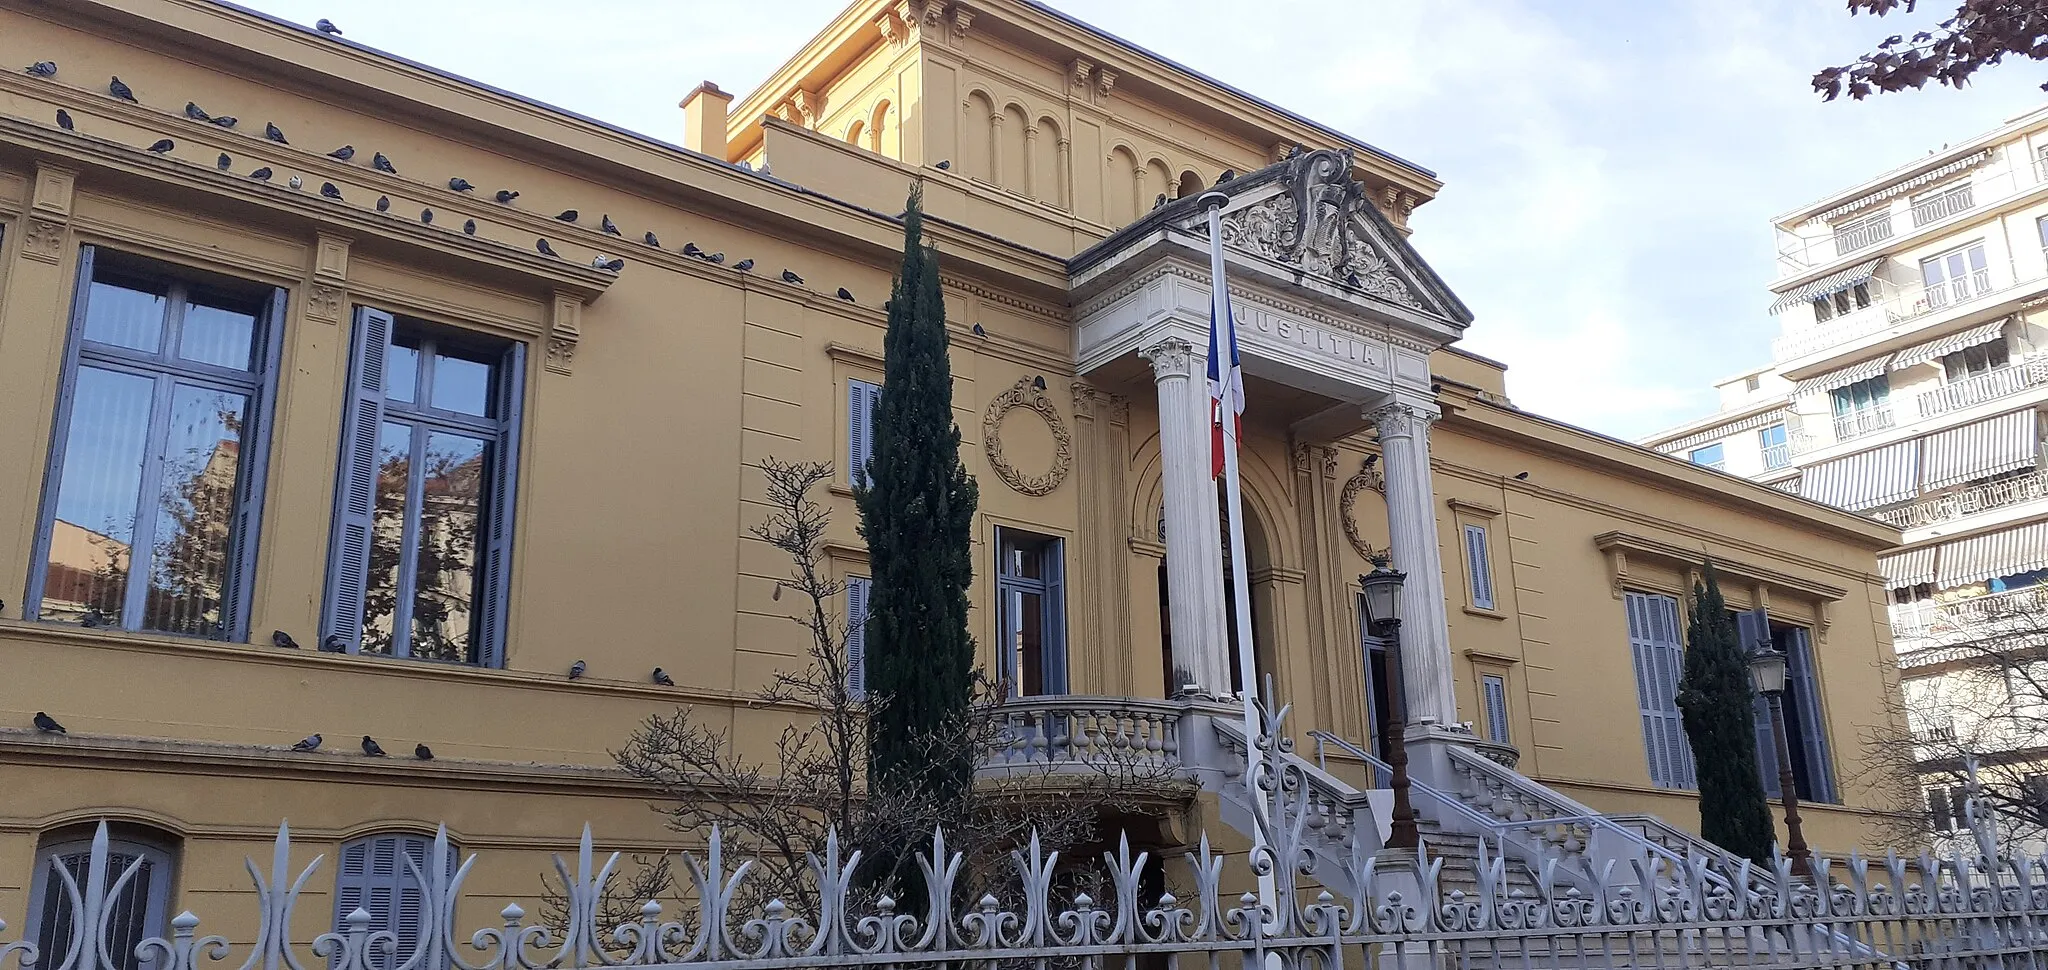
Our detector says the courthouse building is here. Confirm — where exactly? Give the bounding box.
[0,0,1906,954]
[1644,105,2048,845]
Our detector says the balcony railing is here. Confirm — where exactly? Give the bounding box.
[1911,184,1976,227]
[1832,213,1894,256]
[1921,267,1994,312]
[977,695,1186,773]
[1875,469,2048,530]
[1773,266,2044,365]
[1917,359,2048,418]
[1776,161,2038,275]
[1761,441,1791,469]
[1893,584,2048,647]
[1833,406,1895,441]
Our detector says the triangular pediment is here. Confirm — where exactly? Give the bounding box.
[1185,149,1471,328]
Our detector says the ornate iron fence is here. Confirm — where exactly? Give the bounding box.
[9,701,2048,970]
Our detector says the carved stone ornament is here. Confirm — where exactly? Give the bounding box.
[546,332,577,375]
[983,376,1073,497]
[1339,456,1387,562]
[304,283,343,325]
[20,216,65,264]
[1209,148,1420,308]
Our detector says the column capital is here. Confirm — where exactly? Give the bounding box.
[1368,401,1439,438]
[1140,336,1196,380]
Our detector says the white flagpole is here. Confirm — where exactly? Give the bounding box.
[1205,194,1274,922]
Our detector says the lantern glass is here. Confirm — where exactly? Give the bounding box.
[1748,648,1787,696]
[1360,560,1406,627]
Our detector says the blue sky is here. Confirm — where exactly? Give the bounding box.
[235,0,2048,440]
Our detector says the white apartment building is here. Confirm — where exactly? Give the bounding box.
[1646,105,2048,845]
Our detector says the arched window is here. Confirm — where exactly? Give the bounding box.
[845,120,865,146]
[28,825,179,970]
[334,833,457,970]
[1177,170,1203,199]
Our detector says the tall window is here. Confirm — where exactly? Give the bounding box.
[1481,673,1510,745]
[334,833,455,970]
[845,575,869,700]
[1830,374,1892,439]
[323,308,523,665]
[1740,612,1838,803]
[1625,591,1695,790]
[995,528,1065,697]
[1920,241,1989,309]
[1687,442,1725,469]
[28,247,284,639]
[1758,423,1789,469]
[1462,524,1495,610]
[847,378,880,488]
[1927,785,1964,833]
[29,827,177,970]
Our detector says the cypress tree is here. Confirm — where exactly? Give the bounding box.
[1675,565,1776,865]
[857,185,979,804]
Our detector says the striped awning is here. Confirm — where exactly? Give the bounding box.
[1793,356,1890,397]
[1922,409,2040,490]
[1881,547,1938,587]
[1891,318,2011,370]
[1770,476,1801,493]
[1800,438,1920,510]
[1658,408,1788,454]
[1809,149,1992,224]
[1936,520,2048,586]
[1769,258,1883,314]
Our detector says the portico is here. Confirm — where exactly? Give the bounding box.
[1069,149,1474,732]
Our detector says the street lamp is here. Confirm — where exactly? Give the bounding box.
[1748,645,1812,877]
[1361,557,1418,850]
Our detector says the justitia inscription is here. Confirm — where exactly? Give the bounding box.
[1240,304,1381,368]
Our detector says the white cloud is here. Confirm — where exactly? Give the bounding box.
[237,0,2048,438]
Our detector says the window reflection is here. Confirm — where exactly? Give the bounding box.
[362,423,412,656]
[42,367,153,625]
[81,277,167,354]
[141,385,249,635]
[431,353,491,417]
[411,432,486,662]
[385,335,419,404]
[176,294,259,370]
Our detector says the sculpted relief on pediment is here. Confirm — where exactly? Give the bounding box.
[1208,148,1422,311]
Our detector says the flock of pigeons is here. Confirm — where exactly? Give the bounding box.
[24,39,869,304]
[30,645,679,762]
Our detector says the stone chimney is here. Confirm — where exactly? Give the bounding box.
[680,81,732,160]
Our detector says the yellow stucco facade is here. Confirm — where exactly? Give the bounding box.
[0,0,1908,945]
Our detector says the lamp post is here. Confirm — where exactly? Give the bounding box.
[1748,645,1812,877]
[1361,557,1417,850]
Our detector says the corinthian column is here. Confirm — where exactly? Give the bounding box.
[1370,402,1458,727]
[1142,337,1229,695]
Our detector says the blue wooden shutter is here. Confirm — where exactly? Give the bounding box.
[845,577,869,699]
[322,307,392,650]
[335,835,443,970]
[1627,592,1694,789]
[1787,627,1837,802]
[1737,608,1781,798]
[1482,673,1509,744]
[848,379,878,487]
[221,286,288,641]
[475,342,525,668]
[1463,525,1494,609]
[1044,539,1068,694]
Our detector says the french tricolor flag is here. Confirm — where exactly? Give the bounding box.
[1207,292,1243,479]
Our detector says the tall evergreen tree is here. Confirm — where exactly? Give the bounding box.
[1675,565,1776,865]
[857,185,979,804]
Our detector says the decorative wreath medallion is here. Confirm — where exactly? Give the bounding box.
[983,376,1073,496]
[1339,456,1387,561]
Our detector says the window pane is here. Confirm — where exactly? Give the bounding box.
[411,431,487,662]
[177,294,259,370]
[42,367,154,624]
[141,384,250,636]
[386,333,420,404]
[38,850,159,970]
[362,423,413,656]
[82,277,169,354]
[430,352,491,416]
[1005,588,1046,696]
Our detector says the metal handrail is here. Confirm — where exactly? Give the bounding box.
[1305,729,1505,834]
[1442,746,1721,881]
